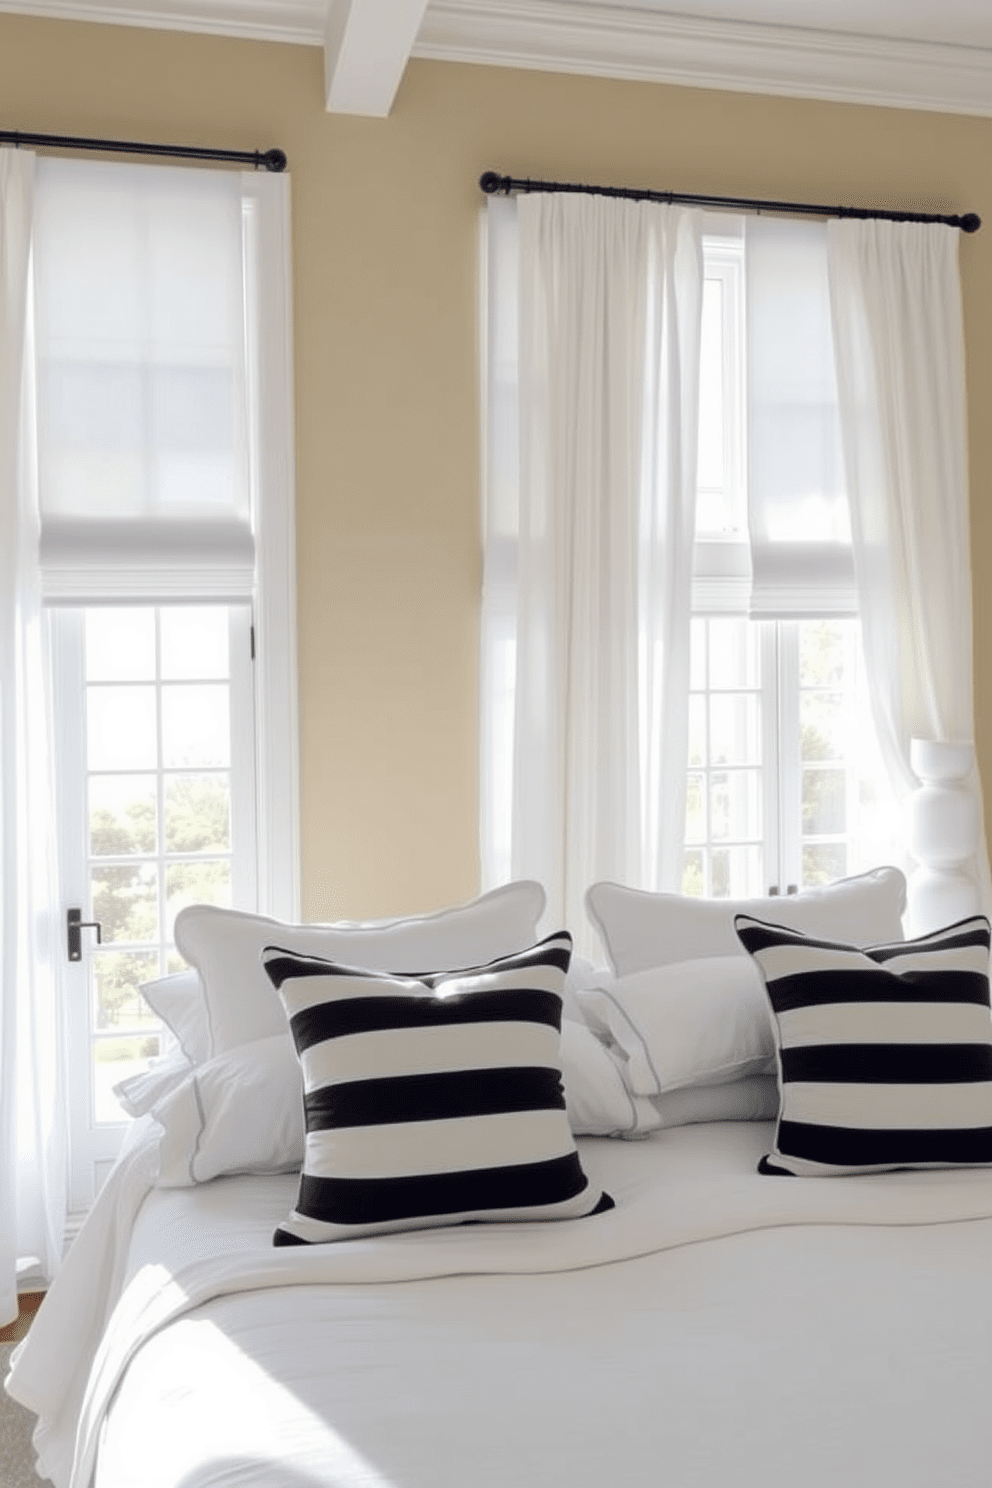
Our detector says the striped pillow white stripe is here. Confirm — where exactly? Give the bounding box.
[262,931,613,1242]
[734,913,992,1177]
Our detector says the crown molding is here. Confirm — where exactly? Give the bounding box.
[414,0,992,117]
[0,0,325,46]
[2,0,991,117]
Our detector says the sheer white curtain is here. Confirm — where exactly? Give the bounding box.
[481,193,703,942]
[828,219,991,924]
[0,147,66,1327]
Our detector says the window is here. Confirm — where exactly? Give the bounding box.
[32,157,297,1214]
[686,224,901,898]
[480,200,903,908]
[684,615,897,898]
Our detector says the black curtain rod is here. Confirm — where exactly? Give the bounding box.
[480,171,980,233]
[0,128,287,173]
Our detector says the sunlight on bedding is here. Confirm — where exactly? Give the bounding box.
[95,1314,398,1488]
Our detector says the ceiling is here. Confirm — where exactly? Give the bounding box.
[3,0,992,117]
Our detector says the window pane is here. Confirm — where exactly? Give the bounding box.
[799,621,847,687]
[709,694,760,766]
[91,862,159,944]
[689,618,707,690]
[160,607,230,680]
[93,1033,161,1125]
[89,774,157,855]
[709,846,764,898]
[687,697,706,768]
[166,859,231,936]
[803,843,848,885]
[685,772,706,844]
[92,949,160,1031]
[85,608,155,681]
[87,685,158,770]
[165,774,231,853]
[161,684,230,768]
[682,848,704,896]
[710,769,762,841]
[800,693,846,762]
[709,619,760,689]
[802,766,846,835]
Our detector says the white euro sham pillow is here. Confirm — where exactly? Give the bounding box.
[138,968,210,1066]
[586,867,907,978]
[153,1035,304,1186]
[576,956,776,1097]
[172,881,547,1059]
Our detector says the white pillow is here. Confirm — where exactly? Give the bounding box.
[152,987,643,1186]
[652,1076,779,1127]
[562,953,612,1024]
[559,1020,656,1137]
[172,881,547,1059]
[586,868,907,978]
[153,1035,304,1186]
[139,968,210,1066]
[576,956,777,1097]
[113,1044,192,1117]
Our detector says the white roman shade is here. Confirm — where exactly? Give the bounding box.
[33,159,258,602]
[745,216,855,617]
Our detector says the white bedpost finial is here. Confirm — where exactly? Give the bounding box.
[906,738,981,936]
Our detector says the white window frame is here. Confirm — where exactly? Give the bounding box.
[239,171,299,922]
[39,168,299,923]
[37,163,298,1221]
[51,602,259,1212]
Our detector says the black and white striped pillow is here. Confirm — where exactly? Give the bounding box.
[734,914,992,1177]
[261,931,614,1243]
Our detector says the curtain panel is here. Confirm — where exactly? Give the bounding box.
[481,194,703,944]
[0,147,66,1327]
[828,219,992,926]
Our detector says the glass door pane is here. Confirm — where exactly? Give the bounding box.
[53,603,255,1212]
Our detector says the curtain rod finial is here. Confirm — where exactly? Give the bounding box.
[260,149,288,173]
[961,212,981,233]
[480,171,509,195]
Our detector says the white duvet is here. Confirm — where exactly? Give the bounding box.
[9,1119,992,1488]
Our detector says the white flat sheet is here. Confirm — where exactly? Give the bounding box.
[10,1120,992,1488]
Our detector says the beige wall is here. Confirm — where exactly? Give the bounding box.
[2,16,991,920]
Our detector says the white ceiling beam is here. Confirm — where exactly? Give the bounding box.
[324,0,431,115]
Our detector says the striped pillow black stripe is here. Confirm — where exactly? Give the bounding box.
[261,931,614,1243]
[734,913,992,1177]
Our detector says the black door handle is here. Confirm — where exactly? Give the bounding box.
[67,908,102,962]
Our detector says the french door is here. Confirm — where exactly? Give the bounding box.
[51,602,256,1214]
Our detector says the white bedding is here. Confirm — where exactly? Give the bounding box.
[9,1119,992,1488]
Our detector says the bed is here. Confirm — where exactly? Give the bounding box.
[8,870,992,1488]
